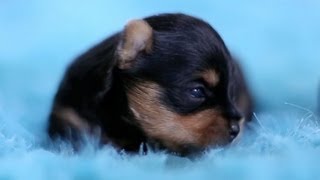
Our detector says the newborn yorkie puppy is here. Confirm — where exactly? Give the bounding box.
[48,13,253,156]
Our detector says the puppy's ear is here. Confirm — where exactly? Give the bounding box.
[116,20,153,69]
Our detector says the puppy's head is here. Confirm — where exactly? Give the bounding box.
[116,14,243,155]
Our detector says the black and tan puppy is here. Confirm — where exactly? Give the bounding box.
[48,13,253,156]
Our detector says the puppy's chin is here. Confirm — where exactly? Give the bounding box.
[140,119,237,158]
[145,138,204,157]
[146,137,233,158]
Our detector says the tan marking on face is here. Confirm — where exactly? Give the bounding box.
[53,106,89,132]
[126,82,231,152]
[201,69,220,87]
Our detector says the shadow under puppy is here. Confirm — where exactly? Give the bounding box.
[48,13,253,156]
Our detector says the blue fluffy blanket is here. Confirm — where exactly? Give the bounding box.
[0,1,319,179]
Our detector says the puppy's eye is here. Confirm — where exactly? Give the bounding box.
[189,87,206,99]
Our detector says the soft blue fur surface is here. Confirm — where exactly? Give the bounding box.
[0,1,320,179]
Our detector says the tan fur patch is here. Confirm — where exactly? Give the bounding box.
[117,20,153,69]
[201,69,220,87]
[53,106,89,132]
[126,82,230,152]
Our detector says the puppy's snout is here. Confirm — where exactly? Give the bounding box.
[229,122,240,139]
[229,110,242,120]
[224,104,242,121]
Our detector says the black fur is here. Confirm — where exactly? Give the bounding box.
[48,13,253,153]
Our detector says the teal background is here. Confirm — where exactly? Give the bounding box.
[0,1,320,179]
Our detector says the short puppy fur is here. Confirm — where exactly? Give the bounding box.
[48,13,253,156]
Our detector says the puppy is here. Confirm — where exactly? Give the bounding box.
[48,13,253,156]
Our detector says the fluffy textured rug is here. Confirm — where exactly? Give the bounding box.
[0,1,320,179]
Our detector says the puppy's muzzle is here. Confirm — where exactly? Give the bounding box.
[229,122,240,140]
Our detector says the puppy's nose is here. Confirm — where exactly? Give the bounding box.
[229,123,240,139]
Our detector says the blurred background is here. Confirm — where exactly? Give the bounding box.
[0,0,320,179]
[1,0,320,109]
[1,0,320,145]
